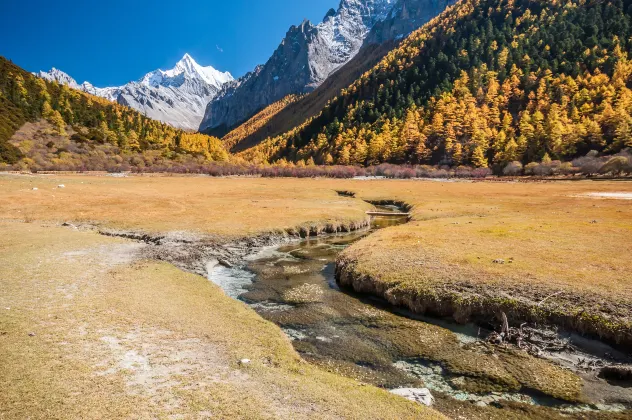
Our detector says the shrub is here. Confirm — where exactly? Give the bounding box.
[455,166,473,178]
[533,164,553,176]
[430,169,450,179]
[559,162,576,175]
[0,140,24,164]
[599,156,631,176]
[503,161,523,176]
[471,167,492,178]
[572,152,604,176]
[524,162,539,175]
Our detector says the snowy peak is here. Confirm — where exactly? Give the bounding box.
[142,54,233,90]
[35,54,233,131]
[36,68,80,89]
[306,0,396,86]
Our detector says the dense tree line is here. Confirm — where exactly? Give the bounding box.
[0,57,227,166]
[242,0,632,171]
[222,95,301,151]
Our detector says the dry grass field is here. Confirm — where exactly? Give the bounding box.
[332,179,632,347]
[1,173,631,418]
[0,220,440,419]
[0,174,371,237]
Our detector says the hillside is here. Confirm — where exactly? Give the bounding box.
[222,95,301,151]
[229,42,399,154]
[0,57,228,171]
[230,0,454,154]
[243,0,632,171]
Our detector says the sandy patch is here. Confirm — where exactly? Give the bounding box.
[583,192,632,200]
[92,327,243,410]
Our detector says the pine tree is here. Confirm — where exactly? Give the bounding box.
[471,145,489,168]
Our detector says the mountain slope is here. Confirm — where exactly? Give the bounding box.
[0,56,228,169]
[243,0,632,169]
[37,54,233,131]
[199,0,399,135]
[229,0,453,153]
[221,95,302,151]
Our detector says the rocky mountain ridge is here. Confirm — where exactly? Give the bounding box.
[199,0,398,135]
[36,54,233,130]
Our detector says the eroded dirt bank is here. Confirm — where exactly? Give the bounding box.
[336,247,632,351]
[94,216,371,278]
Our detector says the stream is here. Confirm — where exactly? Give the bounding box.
[208,204,632,414]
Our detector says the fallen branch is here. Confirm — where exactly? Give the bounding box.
[538,291,563,307]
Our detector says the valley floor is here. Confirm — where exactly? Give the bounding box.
[0,174,631,419]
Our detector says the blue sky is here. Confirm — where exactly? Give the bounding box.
[0,0,338,86]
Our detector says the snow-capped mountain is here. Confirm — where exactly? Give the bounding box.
[199,0,397,134]
[36,54,233,131]
[364,0,454,45]
[37,68,81,90]
[140,53,233,89]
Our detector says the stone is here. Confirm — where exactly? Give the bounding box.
[390,388,435,407]
[218,259,233,268]
[239,359,251,366]
[57,184,65,188]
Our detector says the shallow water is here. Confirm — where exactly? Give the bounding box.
[208,205,632,412]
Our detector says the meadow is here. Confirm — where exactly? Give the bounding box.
[0,175,438,419]
[1,173,631,418]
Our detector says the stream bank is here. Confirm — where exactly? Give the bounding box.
[70,200,631,417]
[205,203,632,417]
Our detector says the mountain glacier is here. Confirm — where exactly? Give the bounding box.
[199,0,398,134]
[36,54,233,131]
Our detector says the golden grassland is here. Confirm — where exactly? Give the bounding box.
[0,174,372,237]
[1,173,631,418]
[1,173,630,326]
[331,179,632,346]
[0,220,441,419]
[334,179,632,295]
[2,174,630,319]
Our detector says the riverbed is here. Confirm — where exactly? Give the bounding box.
[208,204,632,414]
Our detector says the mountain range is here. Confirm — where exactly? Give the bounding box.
[242,0,632,169]
[37,54,233,131]
[36,0,453,138]
[223,0,454,153]
[4,0,632,173]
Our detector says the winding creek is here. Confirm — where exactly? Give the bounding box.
[208,203,632,414]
